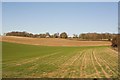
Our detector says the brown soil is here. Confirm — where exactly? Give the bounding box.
[1,36,111,46]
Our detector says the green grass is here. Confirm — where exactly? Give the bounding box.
[2,42,118,78]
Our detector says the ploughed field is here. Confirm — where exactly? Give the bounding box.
[1,36,111,46]
[2,42,118,78]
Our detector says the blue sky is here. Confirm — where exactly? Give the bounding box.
[2,2,118,36]
[0,2,1,35]
[2,0,120,2]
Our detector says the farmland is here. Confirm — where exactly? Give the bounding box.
[2,36,111,46]
[2,41,118,78]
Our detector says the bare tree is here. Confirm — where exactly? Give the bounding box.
[53,33,59,38]
[60,32,68,39]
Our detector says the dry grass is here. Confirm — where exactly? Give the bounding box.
[1,36,111,46]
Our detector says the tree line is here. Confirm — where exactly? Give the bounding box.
[4,31,118,47]
[4,31,117,40]
[4,31,68,39]
[79,33,116,41]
